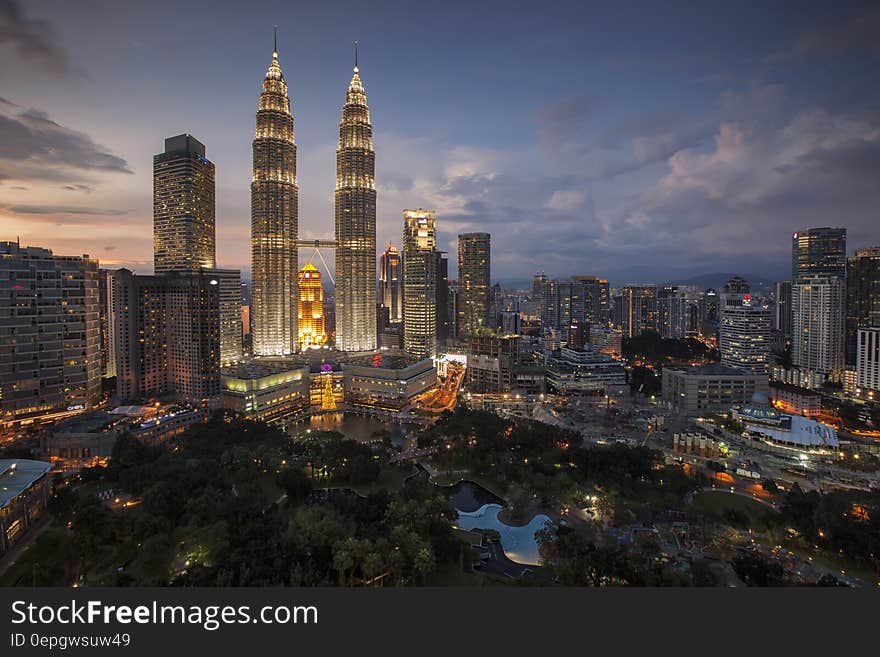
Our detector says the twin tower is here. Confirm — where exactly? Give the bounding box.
[251,39,376,356]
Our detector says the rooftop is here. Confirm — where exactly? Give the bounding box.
[668,363,759,377]
[0,459,54,509]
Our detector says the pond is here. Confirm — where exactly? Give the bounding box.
[456,504,551,566]
[444,480,504,512]
[287,413,415,447]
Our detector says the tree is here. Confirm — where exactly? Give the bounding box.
[276,467,312,503]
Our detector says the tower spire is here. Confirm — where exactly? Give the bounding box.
[273,25,278,58]
[354,40,358,72]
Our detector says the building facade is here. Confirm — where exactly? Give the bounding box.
[791,227,847,282]
[221,361,310,424]
[153,134,216,273]
[718,277,772,375]
[379,243,403,323]
[662,364,767,414]
[856,327,880,398]
[298,264,327,350]
[457,233,491,336]
[335,57,377,353]
[791,275,845,386]
[0,243,101,426]
[110,269,221,407]
[251,42,298,356]
[845,247,880,366]
[402,209,437,359]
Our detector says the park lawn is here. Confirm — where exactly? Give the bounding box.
[0,527,70,587]
[692,491,777,528]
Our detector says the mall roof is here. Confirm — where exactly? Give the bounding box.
[0,459,54,509]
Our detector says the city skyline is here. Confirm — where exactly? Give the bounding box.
[2,0,879,283]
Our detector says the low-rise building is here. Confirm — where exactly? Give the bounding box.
[544,346,627,396]
[0,459,54,556]
[662,363,767,414]
[769,381,821,417]
[221,360,310,424]
[344,354,437,411]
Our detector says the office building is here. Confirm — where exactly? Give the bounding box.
[209,269,242,366]
[379,243,403,323]
[856,327,880,399]
[791,227,846,282]
[774,281,792,337]
[617,285,658,338]
[718,277,772,375]
[0,242,101,426]
[466,333,520,393]
[251,39,298,356]
[436,252,450,347]
[335,53,377,352]
[662,364,767,414]
[153,134,216,273]
[845,247,880,366]
[457,232,491,335]
[402,209,437,359]
[791,275,845,386]
[298,263,327,350]
[544,346,627,397]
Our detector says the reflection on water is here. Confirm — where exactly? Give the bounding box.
[456,504,550,566]
[288,413,413,447]
[445,480,504,513]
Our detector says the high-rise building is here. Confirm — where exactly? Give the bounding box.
[856,327,880,397]
[251,37,298,356]
[457,233,491,336]
[791,227,846,282]
[209,269,242,366]
[533,272,557,330]
[109,269,220,407]
[335,51,377,352]
[657,285,688,339]
[774,281,792,336]
[618,285,658,338]
[436,252,450,347]
[718,277,772,375]
[153,134,216,273]
[403,209,437,359]
[298,263,327,350]
[0,242,101,425]
[792,275,845,386]
[379,243,403,323]
[845,247,880,366]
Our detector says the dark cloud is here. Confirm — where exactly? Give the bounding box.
[0,0,77,75]
[1,203,129,217]
[769,7,880,63]
[0,101,132,183]
[535,95,590,151]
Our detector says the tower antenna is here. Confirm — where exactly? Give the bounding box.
[273,25,278,57]
[354,40,358,70]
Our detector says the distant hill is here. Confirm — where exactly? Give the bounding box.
[670,273,776,291]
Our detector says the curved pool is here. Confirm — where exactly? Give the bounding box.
[456,504,551,566]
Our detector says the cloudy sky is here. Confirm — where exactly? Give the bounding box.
[1,0,878,285]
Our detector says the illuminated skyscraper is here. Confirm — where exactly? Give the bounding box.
[791,227,846,282]
[403,209,437,359]
[335,47,377,352]
[457,232,490,335]
[379,243,402,322]
[298,263,327,350]
[719,277,771,375]
[251,33,298,356]
[792,275,845,386]
[153,134,216,273]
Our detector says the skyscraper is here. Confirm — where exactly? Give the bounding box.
[0,242,101,425]
[403,209,437,359]
[792,275,846,386]
[774,281,792,337]
[153,134,216,273]
[791,227,847,282]
[618,285,658,338]
[845,247,880,366]
[457,232,490,335]
[379,243,403,322]
[298,263,327,350]
[335,48,377,352]
[718,277,772,375]
[251,35,298,356]
[110,269,221,407]
[436,252,450,346]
